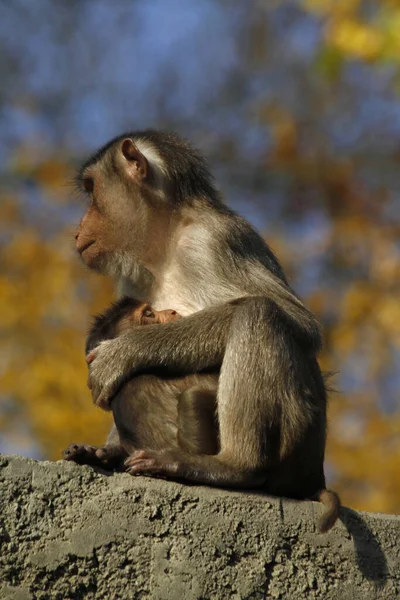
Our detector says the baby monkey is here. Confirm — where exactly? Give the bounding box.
[63,297,219,470]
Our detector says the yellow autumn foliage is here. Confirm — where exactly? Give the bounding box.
[0,203,113,460]
[304,0,400,63]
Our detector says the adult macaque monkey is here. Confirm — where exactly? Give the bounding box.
[74,130,340,532]
[63,297,218,470]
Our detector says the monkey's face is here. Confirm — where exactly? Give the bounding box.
[75,139,163,277]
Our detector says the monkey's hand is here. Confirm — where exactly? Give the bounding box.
[86,337,136,410]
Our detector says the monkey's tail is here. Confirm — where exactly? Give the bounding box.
[312,488,341,533]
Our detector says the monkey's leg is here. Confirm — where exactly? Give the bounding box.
[178,387,219,455]
[64,375,179,469]
[112,376,179,455]
[126,297,318,487]
[126,298,322,487]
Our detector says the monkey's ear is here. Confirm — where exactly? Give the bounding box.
[121,139,148,181]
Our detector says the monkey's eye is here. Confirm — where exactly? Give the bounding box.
[83,177,94,193]
[143,309,155,318]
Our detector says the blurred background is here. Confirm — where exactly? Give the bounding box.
[1,0,400,514]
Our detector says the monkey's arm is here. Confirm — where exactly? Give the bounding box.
[87,301,238,409]
[87,295,320,410]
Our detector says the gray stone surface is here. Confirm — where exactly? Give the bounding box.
[0,455,399,600]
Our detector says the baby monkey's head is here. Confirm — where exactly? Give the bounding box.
[86,296,181,354]
[117,299,180,330]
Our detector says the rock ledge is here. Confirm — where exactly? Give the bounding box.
[0,455,399,599]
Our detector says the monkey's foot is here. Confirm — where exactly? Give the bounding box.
[62,443,125,470]
[125,450,180,478]
[63,443,99,464]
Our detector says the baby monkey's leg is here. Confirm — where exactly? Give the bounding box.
[178,387,219,455]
